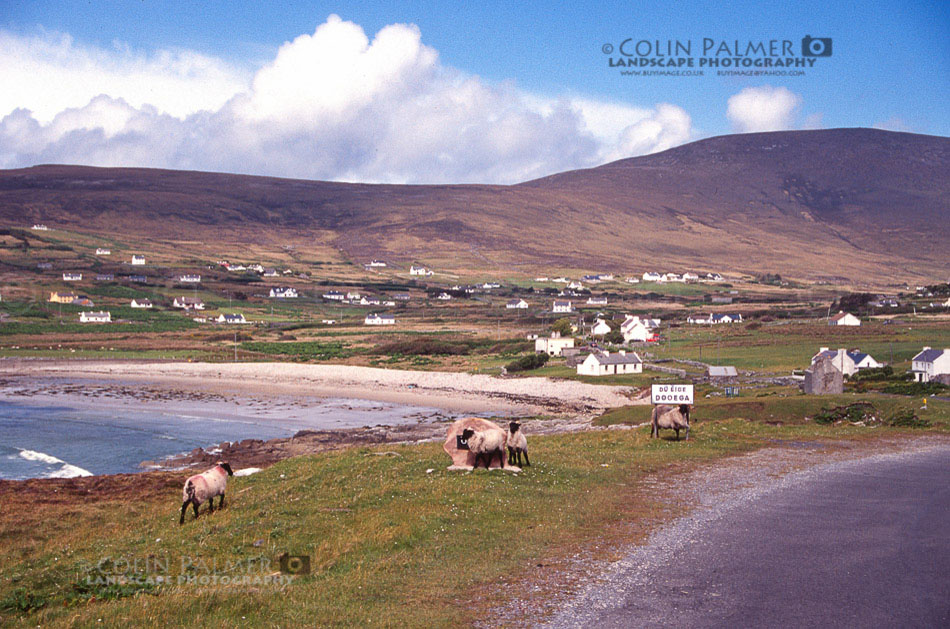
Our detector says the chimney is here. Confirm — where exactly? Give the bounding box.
[819,347,828,353]
[619,350,626,356]
[922,346,931,351]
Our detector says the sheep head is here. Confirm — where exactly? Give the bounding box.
[508,421,521,434]
[218,462,234,476]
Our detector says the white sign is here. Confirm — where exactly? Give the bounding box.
[651,384,694,405]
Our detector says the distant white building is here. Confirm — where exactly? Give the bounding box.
[173,296,205,310]
[642,272,661,282]
[346,291,361,301]
[62,272,82,281]
[367,260,387,267]
[911,347,950,383]
[620,315,653,342]
[409,265,433,276]
[590,319,612,336]
[568,281,584,290]
[553,300,573,313]
[625,277,640,284]
[323,291,345,301]
[270,287,298,298]
[32,224,49,231]
[216,313,247,324]
[262,268,279,277]
[829,311,861,326]
[535,332,574,356]
[587,296,608,306]
[364,313,395,325]
[79,311,111,323]
[577,350,642,376]
[321,319,337,325]
[178,274,201,283]
[130,298,153,309]
[687,313,744,325]
[705,273,724,282]
[506,299,529,309]
[683,272,699,282]
[437,292,452,300]
[131,255,145,265]
[360,296,381,306]
[95,248,111,256]
[812,347,883,377]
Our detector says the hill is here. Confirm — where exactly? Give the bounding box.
[0,128,946,282]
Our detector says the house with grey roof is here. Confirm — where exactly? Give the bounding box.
[911,347,950,383]
[811,347,882,377]
[577,350,642,376]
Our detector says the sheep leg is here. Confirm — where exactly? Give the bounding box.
[207,497,214,514]
[179,501,189,525]
[219,493,226,509]
[675,427,680,441]
[685,425,690,441]
[192,501,199,520]
[522,450,530,467]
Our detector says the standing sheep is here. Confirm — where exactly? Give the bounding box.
[460,428,506,469]
[651,404,691,441]
[179,461,234,525]
[506,421,530,467]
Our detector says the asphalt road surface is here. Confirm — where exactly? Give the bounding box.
[544,446,950,628]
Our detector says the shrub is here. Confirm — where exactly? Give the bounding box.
[812,402,876,425]
[505,353,549,373]
[884,409,931,428]
[882,381,948,397]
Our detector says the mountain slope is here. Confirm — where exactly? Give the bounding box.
[0,128,946,281]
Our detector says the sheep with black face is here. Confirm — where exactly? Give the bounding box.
[506,421,530,467]
[180,461,233,524]
[460,427,506,469]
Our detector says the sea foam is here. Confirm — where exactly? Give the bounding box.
[18,449,93,478]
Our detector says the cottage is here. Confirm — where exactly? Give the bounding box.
[364,313,396,325]
[911,347,950,383]
[131,255,145,265]
[590,319,612,336]
[346,291,361,301]
[802,355,843,394]
[216,313,247,324]
[62,272,82,281]
[687,313,743,325]
[567,281,584,290]
[625,277,640,284]
[130,298,153,309]
[367,260,387,268]
[553,300,573,313]
[642,272,661,282]
[95,248,111,256]
[576,350,642,376]
[829,311,861,326]
[323,291,345,301]
[49,292,79,304]
[360,296,381,306]
[79,311,111,323]
[173,296,205,310]
[270,287,298,299]
[321,319,337,325]
[262,268,279,277]
[535,332,575,356]
[705,273,724,282]
[506,299,529,309]
[811,347,883,377]
[95,274,114,282]
[178,274,201,283]
[409,265,433,276]
[620,315,652,342]
[683,272,699,282]
[587,296,608,306]
[248,264,264,274]
[31,224,49,231]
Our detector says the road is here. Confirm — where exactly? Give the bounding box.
[543,446,950,628]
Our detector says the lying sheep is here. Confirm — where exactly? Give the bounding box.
[506,421,530,467]
[179,461,234,524]
[651,404,691,441]
[460,427,506,469]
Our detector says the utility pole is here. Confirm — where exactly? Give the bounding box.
[234,330,237,362]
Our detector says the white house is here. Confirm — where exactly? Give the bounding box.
[270,287,298,298]
[173,296,205,310]
[812,347,883,377]
[409,265,433,276]
[79,311,111,323]
[625,277,640,284]
[62,272,82,281]
[130,298,153,309]
[688,313,743,325]
[590,319,612,336]
[705,273,724,282]
[587,296,608,306]
[567,281,584,290]
[364,313,395,325]
[577,350,642,376]
[31,224,49,231]
[346,291,361,301]
[360,296,381,306]
[506,299,529,309]
[642,272,661,282]
[552,277,570,283]
[659,273,684,283]
[248,264,264,273]
[262,268,279,277]
[535,332,574,356]
[620,315,653,342]
[911,347,950,382]
[437,292,452,300]
[131,255,145,265]
[367,260,387,268]
[95,248,111,256]
[178,274,201,283]
[216,313,247,324]
[323,291,345,301]
[553,300,573,313]
[829,311,861,326]
[683,272,699,282]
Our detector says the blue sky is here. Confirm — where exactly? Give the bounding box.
[0,1,946,182]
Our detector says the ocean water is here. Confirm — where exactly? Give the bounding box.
[0,398,455,480]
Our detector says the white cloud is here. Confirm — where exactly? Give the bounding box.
[726,85,801,133]
[0,17,697,183]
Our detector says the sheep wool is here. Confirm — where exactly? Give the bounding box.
[180,462,234,524]
[463,427,507,469]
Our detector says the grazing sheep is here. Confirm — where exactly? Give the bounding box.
[506,421,530,467]
[460,427,506,469]
[179,461,234,524]
[651,404,691,441]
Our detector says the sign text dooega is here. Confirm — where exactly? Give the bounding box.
[651,384,694,405]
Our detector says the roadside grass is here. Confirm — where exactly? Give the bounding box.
[2,413,947,627]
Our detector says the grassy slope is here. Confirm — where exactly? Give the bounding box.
[2,400,948,627]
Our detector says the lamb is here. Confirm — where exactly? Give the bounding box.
[506,421,530,467]
[651,404,691,441]
[179,461,234,524]
[460,427,506,469]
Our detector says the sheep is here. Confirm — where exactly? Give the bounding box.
[179,461,234,524]
[651,404,691,441]
[506,421,530,467]
[460,427,506,469]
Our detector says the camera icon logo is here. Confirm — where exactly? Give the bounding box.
[278,553,311,575]
[802,35,832,57]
